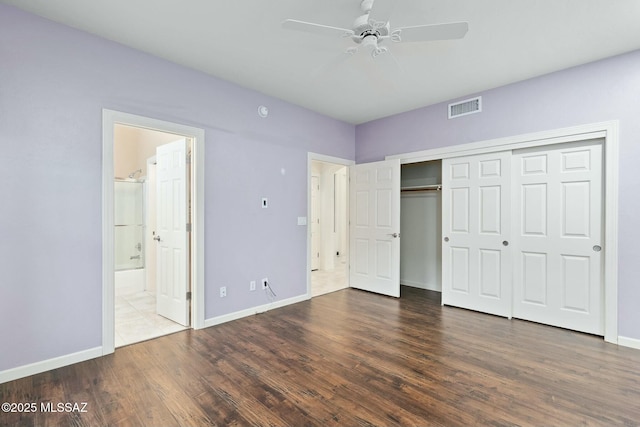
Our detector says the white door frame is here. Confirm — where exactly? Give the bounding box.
[387,121,619,344]
[310,174,320,271]
[307,153,355,298]
[102,109,205,355]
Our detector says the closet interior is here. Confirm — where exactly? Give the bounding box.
[400,160,442,293]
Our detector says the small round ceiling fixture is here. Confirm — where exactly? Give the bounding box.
[258,105,269,118]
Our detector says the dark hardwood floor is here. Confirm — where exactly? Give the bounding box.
[2,286,640,426]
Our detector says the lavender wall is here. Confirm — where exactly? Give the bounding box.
[0,5,354,372]
[356,49,640,341]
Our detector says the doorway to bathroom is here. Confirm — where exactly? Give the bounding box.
[102,109,205,355]
[113,124,191,347]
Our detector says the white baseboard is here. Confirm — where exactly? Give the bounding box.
[204,294,310,328]
[0,346,102,385]
[618,336,640,350]
[2,295,310,384]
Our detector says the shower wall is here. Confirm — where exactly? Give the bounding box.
[114,180,146,294]
[115,180,144,270]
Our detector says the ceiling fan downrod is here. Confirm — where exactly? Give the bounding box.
[351,0,391,57]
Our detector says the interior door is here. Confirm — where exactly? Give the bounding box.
[156,138,190,326]
[512,140,603,335]
[442,151,512,317]
[310,175,320,271]
[349,159,401,297]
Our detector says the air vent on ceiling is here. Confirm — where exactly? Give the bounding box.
[448,96,482,119]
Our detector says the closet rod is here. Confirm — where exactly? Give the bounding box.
[400,185,442,193]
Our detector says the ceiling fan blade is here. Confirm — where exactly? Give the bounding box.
[368,0,396,27]
[282,19,354,38]
[370,50,402,89]
[309,50,356,82]
[392,21,469,43]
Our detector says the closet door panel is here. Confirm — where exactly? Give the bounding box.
[512,140,604,335]
[442,151,511,317]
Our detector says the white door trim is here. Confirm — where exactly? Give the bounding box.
[387,120,619,344]
[307,153,355,298]
[102,109,206,356]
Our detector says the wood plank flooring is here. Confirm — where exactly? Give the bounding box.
[2,286,640,426]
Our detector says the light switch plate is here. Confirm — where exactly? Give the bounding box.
[297,216,307,226]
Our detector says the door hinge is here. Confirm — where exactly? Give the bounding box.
[186,291,192,300]
[186,223,192,232]
[186,151,192,164]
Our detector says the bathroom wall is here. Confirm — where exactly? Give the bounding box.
[114,125,180,179]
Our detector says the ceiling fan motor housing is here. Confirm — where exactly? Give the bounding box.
[352,12,389,44]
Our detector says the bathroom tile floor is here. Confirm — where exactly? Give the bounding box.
[115,291,187,348]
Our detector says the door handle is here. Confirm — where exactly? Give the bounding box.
[503,241,509,246]
[153,235,161,242]
[444,237,449,242]
[593,245,602,252]
[389,233,400,238]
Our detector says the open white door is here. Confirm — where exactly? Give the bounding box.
[442,151,512,317]
[349,159,401,297]
[156,138,190,326]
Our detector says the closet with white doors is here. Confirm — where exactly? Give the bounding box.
[441,139,605,336]
[400,161,442,292]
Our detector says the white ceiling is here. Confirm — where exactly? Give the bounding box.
[4,0,640,124]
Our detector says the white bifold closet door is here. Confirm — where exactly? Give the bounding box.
[512,140,604,335]
[441,151,512,317]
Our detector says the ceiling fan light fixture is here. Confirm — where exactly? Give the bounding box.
[361,34,387,58]
[361,34,377,49]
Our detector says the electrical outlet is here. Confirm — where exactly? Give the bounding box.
[220,286,227,298]
[262,278,268,289]
[250,281,256,291]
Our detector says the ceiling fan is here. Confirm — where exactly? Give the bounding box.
[282,0,469,59]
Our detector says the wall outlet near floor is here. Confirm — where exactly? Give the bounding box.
[220,286,227,298]
[250,281,256,291]
[262,278,268,289]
